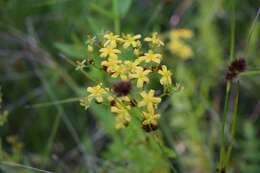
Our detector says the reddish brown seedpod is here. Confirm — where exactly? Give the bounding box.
[142,123,158,132]
[112,80,132,97]
[225,57,246,81]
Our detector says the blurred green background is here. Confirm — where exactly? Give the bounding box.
[0,0,259,173]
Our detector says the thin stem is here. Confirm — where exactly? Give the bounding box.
[239,70,260,76]
[150,133,177,173]
[34,66,92,172]
[219,81,231,170]
[113,0,120,34]
[225,82,239,166]
[218,2,236,171]
[143,2,163,34]
[229,4,236,61]
[26,97,82,108]
[90,3,114,19]
[247,8,260,44]
[0,161,53,173]
[59,53,96,82]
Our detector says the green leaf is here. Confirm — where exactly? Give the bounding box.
[118,0,132,18]
[162,146,177,158]
[54,42,83,58]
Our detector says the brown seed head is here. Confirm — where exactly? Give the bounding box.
[112,80,132,97]
[142,123,158,132]
[225,57,246,81]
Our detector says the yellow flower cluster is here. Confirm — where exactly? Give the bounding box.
[79,32,178,131]
[168,29,193,60]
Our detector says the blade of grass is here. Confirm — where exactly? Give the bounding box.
[34,65,93,172]
[113,0,120,33]
[229,6,235,61]
[0,161,53,173]
[219,80,231,170]
[26,97,82,109]
[89,3,114,19]
[59,53,97,83]
[218,1,236,171]
[239,70,260,76]
[143,2,163,34]
[247,8,260,44]
[225,82,239,166]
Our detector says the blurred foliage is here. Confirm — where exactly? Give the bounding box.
[0,0,259,173]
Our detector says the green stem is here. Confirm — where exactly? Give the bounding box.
[151,133,177,173]
[218,2,236,171]
[219,81,231,170]
[60,54,96,82]
[90,3,113,19]
[113,0,120,33]
[229,5,236,61]
[225,82,239,166]
[239,70,260,76]
[27,97,82,108]
[0,161,52,173]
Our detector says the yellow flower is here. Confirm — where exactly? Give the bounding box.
[142,109,160,125]
[87,45,93,52]
[158,65,172,85]
[139,50,162,64]
[80,96,91,110]
[168,29,193,60]
[168,41,193,59]
[138,90,161,112]
[104,32,122,47]
[86,35,96,52]
[122,34,141,48]
[130,67,151,88]
[144,32,164,47]
[108,95,131,104]
[111,64,128,80]
[124,60,140,73]
[111,103,131,129]
[170,29,193,39]
[134,48,140,55]
[87,83,107,103]
[99,45,121,58]
[101,57,121,72]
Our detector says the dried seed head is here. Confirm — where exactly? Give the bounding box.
[229,58,246,72]
[102,65,108,72]
[88,59,95,65]
[142,123,158,132]
[112,80,132,97]
[225,57,246,81]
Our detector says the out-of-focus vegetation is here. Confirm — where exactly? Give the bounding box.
[0,0,259,173]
